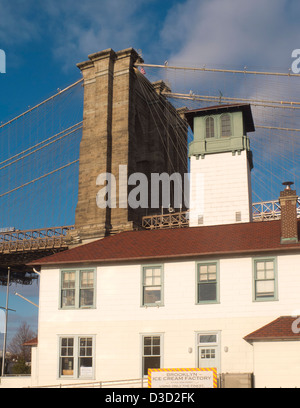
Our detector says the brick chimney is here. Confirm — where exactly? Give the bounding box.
[279,182,298,244]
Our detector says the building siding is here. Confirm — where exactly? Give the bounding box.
[189,151,252,227]
[34,253,300,386]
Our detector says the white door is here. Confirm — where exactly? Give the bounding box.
[197,332,220,373]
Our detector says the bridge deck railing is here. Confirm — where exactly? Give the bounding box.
[1,199,300,251]
[142,199,300,229]
[0,226,74,253]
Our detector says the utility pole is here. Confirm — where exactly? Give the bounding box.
[1,266,10,377]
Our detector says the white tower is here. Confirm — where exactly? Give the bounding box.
[185,104,255,227]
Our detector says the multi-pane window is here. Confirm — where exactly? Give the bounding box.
[80,271,95,307]
[220,114,231,137]
[142,266,163,306]
[205,117,215,138]
[61,269,95,309]
[200,348,216,360]
[60,338,74,376]
[59,336,94,379]
[197,262,218,303]
[254,258,277,301]
[142,335,161,376]
[79,338,93,378]
[61,271,76,307]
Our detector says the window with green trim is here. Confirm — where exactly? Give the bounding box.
[142,335,161,376]
[196,262,219,303]
[61,269,95,309]
[205,117,215,138]
[220,113,231,137]
[142,265,163,306]
[253,258,277,301]
[59,336,94,379]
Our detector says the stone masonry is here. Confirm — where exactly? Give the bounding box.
[70,48,187,244]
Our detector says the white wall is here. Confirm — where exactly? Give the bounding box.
[33,253,300,387]
[252,341,300,388]
[0,376,32,388]
[189,151,252,226]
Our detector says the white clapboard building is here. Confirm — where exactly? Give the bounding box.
[25,104,300,388]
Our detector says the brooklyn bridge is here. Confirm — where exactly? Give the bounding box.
[1,47,300,285]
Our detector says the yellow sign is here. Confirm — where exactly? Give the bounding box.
[148,368,217,388]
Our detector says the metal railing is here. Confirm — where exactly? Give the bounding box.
[142,199,300,229]
[29,378,148,388]
[142,211,189,230]
[252,198,300,221]
[0,225,74,253]
[27,374,236,388]
[1,198,300,248]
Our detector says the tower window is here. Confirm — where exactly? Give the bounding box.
[205,117,215,138]
[220,114,231,137]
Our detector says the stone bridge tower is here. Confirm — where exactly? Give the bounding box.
[71,48,187,244]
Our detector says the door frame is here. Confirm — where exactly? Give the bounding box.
[195,330,221,374]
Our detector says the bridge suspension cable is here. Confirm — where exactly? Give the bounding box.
[136,63,300,78]
[163,92,300,132]
[164,92,300,111]
[0,78,83,130]
[0,122,83,171]
[0,75,83,229]
[0,159,79,199]
[256,125,300,132]
[1,60,300,231]
[136,72,188,172]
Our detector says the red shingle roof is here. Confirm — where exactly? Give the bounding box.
[244,317,300,342]
[28,219,300,266]
[23,337,38,347]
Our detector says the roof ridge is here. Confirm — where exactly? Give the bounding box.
[28,220,300,267]
[244,316,300,342]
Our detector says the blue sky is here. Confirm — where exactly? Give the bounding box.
[0,0,299,121]
[0,0,300,345]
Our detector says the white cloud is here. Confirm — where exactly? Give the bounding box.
[161,0,300,71]
[158,0,300,203]
[42,0,154,70]
[0,0,162,71]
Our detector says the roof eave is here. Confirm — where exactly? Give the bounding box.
[28,245,300,268]
[244,336,300,344]
[184,103,255,133]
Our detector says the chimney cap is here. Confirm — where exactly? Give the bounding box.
[282,181,294,190]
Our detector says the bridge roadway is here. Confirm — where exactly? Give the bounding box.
[0,226,74,284]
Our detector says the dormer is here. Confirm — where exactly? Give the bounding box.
[186,103,255,168]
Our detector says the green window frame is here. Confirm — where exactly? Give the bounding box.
[205,117,215,138]
[220,113,232,137]
[253,257,278,301]
[60,268,96,309]
[141,265,164,307]
[141,334,162,377]
[196,261,219,304]
[59,336,95,379]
